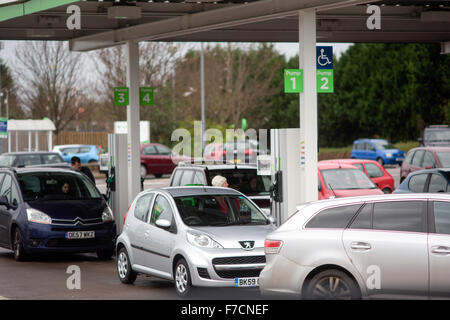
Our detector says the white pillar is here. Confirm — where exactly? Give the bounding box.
[35,131,39,151]
[28,131,31,152]
[299,9,318,203]
[7,131,10,152]
[126,41,141,203]
[47,131,52,151]
[15,131,18,151]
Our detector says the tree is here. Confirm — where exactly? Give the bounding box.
[172,43,284,130]
[13,41,85,138]
[0,58,23,119]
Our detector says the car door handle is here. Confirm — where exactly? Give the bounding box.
[350,242,371,251]
[431,246,450,255]
[144,230,151,239]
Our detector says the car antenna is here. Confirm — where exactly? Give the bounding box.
[328,183,338,199]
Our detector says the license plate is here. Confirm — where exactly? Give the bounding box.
[65,231,95,239]
[234,277,259,287]
[396,157,404,161]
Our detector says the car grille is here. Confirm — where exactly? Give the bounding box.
[215,269,262,279]
[45,238,108,248]
[212,256,266,265]
[52,217,103,226]
[212,255,266,279]
[51,225,105,232]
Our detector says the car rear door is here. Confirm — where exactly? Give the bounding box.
[429,200,450,299]
[343,200,429,299]
[155,145,176,174]
[144,194,177,277]
[0,173,8,245]
[128,193,155,266]
[366,142,377,161]
[141,145,159,174]
[409,150,425,174]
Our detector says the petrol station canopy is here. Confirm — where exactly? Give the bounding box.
[0,0,449,50]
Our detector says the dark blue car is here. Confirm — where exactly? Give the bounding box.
[0,167,116,261]
[351,139,405,166]
[394,168,450,194]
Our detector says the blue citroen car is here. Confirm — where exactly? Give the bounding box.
[351,139,405,166]
[394,168,450,194]
[0,167,116,261]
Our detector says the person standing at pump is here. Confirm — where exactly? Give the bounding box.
[71,156,96,184]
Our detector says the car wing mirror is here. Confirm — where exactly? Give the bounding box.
[0,196,10,209]
[155,219,171,229]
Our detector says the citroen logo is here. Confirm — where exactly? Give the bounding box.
[239,241,255,250]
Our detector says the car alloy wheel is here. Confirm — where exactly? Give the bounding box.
[306,269,360,300]
[117,247,137,284]
[175,259,192,297]
[13,228,26,261]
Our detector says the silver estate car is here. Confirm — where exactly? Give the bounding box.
[116,186,275,296]
[259,193,450,299]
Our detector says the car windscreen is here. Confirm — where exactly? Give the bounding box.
[207,169,270,196]
[373,140,395,150]
[437,152,450,167]
[321,168,377,190]
[18,172,101,201]
[0,155,15,166]
[174,194,269,226]
[425,130,450,142]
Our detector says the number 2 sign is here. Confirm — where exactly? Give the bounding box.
[317,69,334,93]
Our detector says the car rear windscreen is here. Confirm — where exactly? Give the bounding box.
[207,169,270,196]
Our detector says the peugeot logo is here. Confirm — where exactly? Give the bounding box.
[239,241,255,250]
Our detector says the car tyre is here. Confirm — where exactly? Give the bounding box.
[154,174,163,178]
[117,247,137,284]
[377,158,384,167]
[382,188,392,194]
[305,269,360,300]
[175,258,193,297]
[12,228,27,262]
[140,165,147,179]
[97,248,114,260]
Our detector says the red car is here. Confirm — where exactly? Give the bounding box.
[321,159,395,193]
[318,162,384,200]
[204,143,225,161]
[140,143,190,178]
[400,147,450,183]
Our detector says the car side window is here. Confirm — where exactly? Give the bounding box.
[408,174,428,193]
[349,203,373,229]
[0,175,12,202]
[353,163,364,171]
[305,204,363,229]
[42,154,63,164]
[150,195,173,226]
[422,152,436,168]
[373,201,426,233]
[156,145,172,155]
[171,170,183,186]
[365,163,383,178]
[192,171,205,185]
[405,151,415,164]
[142,145,157,155]
[134,193,154,222]
[433,201,450,235]
[428,174,448,193]
[18,155,41,166]
[79,147,91,153]
[179,170,194,186]
[411,150,425,167]
[368,143,375,151]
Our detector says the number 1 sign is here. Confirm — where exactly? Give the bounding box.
[284,69,303,93]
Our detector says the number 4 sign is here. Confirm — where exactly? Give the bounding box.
[139,87,154,106]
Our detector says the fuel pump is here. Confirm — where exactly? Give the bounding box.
[270,128,302,226]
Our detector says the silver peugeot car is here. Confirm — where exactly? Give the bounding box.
[260,193,450,299]
[116,186,275,296]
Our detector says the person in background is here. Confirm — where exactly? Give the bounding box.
[71,156,95,184]
[61,182,70,194]
[211,175,229,188]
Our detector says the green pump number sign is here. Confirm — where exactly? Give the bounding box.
[139,87,154,106]
[113,87,129,106]
[284,69,303,93]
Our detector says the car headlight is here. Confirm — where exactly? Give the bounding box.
[186,231,223,249]
[26,208,52,225]
[102,206,114,223]
[386,153,393,158]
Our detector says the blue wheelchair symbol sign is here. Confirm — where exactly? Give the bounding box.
[316,46,333,69]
